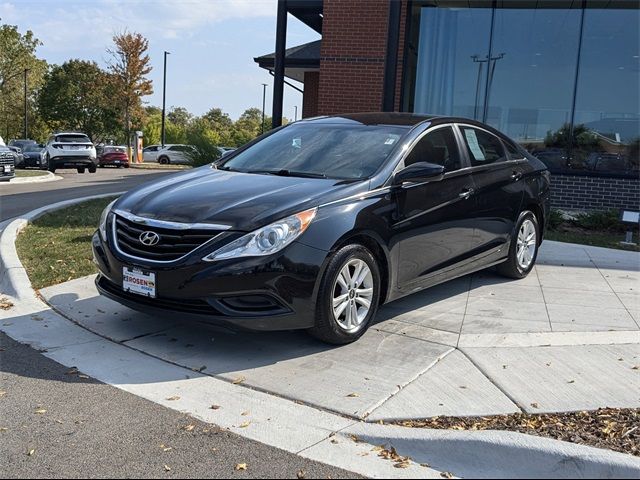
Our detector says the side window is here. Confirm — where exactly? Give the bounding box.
[460,127,507,166]
[404,126,462,172]
[503,139,524,160]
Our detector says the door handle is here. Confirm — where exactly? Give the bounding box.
[459,188,474,200]
[511,171,523,181]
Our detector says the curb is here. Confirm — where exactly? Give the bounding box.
[8,171,62,184]
[1,195,639,479]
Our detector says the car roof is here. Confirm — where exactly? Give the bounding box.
[298,112,507,131]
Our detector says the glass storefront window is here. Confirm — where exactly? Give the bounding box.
[572,8,640,175]
[411,5,492,119]
[405,1,640,177]
[487,7,581,171]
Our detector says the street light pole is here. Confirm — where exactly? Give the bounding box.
[294,105,298,122]
[261,83,267,135]
[23,68,29,139]
[161,51,170,147]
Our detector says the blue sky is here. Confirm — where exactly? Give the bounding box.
[1,0,320,120]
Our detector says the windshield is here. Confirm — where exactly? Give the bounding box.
[24,145,43,152]
[220,124,408,180]
[104,146,125,153]
[55,135,91,143]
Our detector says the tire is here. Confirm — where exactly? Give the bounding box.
[77,167,85,174]
[124,164,130,168]
[159,156,169,165]
[496,210,540,279]
[89,166,97,173]
[309,244,381,345]
[47,156,55,173]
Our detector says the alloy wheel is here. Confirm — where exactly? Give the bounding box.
[516,218,537,270]
[332,258,374,332]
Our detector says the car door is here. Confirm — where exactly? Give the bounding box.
[393,125,477,290]
[456,124,525,256]
[143,146,158,162]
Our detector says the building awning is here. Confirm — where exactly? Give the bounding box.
[254,40,320,83]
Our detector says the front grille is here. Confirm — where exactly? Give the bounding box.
[0,153,14,166]
[113,214,220,262]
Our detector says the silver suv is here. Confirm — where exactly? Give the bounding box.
[45,132,97,173]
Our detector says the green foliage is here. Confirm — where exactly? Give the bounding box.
[573,209,623,232]
[548,209,564,230]
[0,24,48,140]
[544,123,599,150]
[38,60,120,142]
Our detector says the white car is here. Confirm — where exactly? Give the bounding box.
[142,144,164,162]
[0,135,5,146]
[156,144,196,165]
[45,132,97,173]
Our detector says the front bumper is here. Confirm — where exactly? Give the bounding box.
[92,231,328,331]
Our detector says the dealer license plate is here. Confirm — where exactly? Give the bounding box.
[123,267,156,298]
[3,165,13,173]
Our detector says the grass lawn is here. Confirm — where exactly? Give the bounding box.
[16,197,117,290]
[546,229,640,252]
[130,162,191,170]
[15,169,49,177]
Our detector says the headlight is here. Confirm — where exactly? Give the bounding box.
[203,208,317,262]
[99,200,117,242]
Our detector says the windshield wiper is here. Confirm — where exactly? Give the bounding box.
[246,169,327,179]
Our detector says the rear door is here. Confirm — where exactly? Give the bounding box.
[456,124,525,256]
[394,125,477,290]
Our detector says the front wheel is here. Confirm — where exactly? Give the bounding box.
[158,156,169,165]
[309,244,381,345]
[496,210,540,279]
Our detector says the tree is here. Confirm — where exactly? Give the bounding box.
[0,24,47,140]
[38,60,119,142]
[167,106,192,128]
[107,31,153,150]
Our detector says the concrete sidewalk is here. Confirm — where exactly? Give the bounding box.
[38,241,640,421]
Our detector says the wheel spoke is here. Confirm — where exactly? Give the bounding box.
[344,300,352,328]
[356,287,373,297]
[355,296,371,309]
[334,298,348,318]
[333,293,348,308]
[337,267,350,291]
[351,262,363,288]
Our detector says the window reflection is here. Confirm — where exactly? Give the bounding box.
[407,2,640,177]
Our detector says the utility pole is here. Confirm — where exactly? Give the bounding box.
[261,83,268,135]
[294,105,298,122]
[161,51,170,147]
[23,68,29,139]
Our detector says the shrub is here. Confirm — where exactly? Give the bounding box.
[573,209,622,232]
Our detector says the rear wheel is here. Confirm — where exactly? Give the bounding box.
[77,167,85,174]
[496,210,539,279]
[309,244,381,345]
[159,156,169,165]
[88,165,97,173]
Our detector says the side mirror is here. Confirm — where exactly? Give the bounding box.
[393,162,445,185]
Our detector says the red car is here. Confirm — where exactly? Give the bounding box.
[98,146,130,168]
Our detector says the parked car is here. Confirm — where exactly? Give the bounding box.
[585,152,632,173]
[98,145,130,168]
[0,145,15,181]
[45,132,97,173]
[93,113,550,345]
[7,146,24,168]
[9,138,37,152]
[22,144,48,170]
[142,145,163,162]
[156,144,196,165]
[0,135,5,146]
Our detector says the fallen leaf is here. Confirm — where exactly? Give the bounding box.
[530,403,539,409]
[160,444,172,452]
[182,424,195,432]
[34,408,47,414]
[632,366,639,370]
[210,405,221,410]
[241,411,250,416]
[0,391,6,397]
[164,464,171,472]
[349,434,360,443]
[297,470,306,479]
[232,376,246,385]
[0,298,13,310]
[441,472,454,479]
[346,393,360,398]
[567,380,575,384]
[27,449,35,456]
[239,421,251,428]
[235,463,247,471]
[166,396,181,401]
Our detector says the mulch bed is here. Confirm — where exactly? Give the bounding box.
[392,408,639,457]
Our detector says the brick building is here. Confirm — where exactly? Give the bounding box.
[255,0,639,211]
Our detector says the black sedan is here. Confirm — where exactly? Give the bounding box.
[93,114,550,344]
[22,144,48,170]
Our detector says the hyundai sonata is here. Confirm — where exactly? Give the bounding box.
[93,113,550,344]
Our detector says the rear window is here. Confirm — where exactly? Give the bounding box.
[55,135,91,143]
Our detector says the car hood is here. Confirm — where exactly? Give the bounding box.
[114,167,368,231]
[24,152,42,158]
